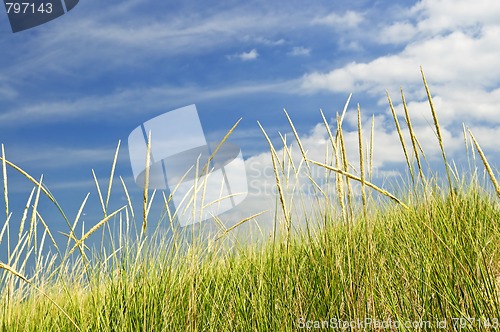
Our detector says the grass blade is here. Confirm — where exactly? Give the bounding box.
[105,140,121,210]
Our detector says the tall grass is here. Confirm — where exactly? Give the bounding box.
[1,74,500,331]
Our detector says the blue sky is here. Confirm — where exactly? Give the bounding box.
[1,0,500,248]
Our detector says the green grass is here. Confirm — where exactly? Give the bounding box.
[1,71,500,331]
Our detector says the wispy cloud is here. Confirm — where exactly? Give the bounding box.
[228,49,259,61]
[0,79,301,126]
[287,46,310,56]
[4,145,121,169]
[312,10,363,29]
[245,36,286,45]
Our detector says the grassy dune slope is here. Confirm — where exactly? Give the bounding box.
[1,71,500,331]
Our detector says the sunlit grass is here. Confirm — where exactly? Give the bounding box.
[1,71,500,331]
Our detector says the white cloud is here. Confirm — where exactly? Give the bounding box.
[301,0,500,132]
[231,49,259,61]
[410,0,500,35]
[378,21,418,44]
[313,10,363,29]
[288,46,311,56]
[296,0,500,176]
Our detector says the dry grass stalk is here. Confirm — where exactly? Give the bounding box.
[106,140,121,210]
[334,113,347,223]
[468,130,500,200]
[2,144,8,219]
[320,110,347,223]
[143,131,152,234]
[0,156,56,205]
[462,124,469,159]
[0,146,11,255]
[320,110,337,156]
[0,212,11,245]
[67,206,126,257]
[334,95,352,223]
[191,155,201,225]
[357,104,367,220]
[200,118,242,176]
[92,169,106,217]
[369,115,374,182]
[215,210,267,241]
[163,166,193,223]
[401,88,425,184]
[336,93,352,139]
[19,188,35,241]
[0,154,73,239]
[387,91,414,183]
[278,133,293,188]
[283,109,323,210]
[258,121,291,244]
[35,211,60,257]
[162,192,178,250]
[181,117,242,226]
[283,109,307,162]
[420,67,453,194]
[120,176,135,219]
[338,118,354,219]
[64,193,90,253]
[307,159,409,210]
[29,175,44,252]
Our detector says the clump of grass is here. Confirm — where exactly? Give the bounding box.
[1,71,500,331]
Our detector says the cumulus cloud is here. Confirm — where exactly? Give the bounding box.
[410,0,500,35]
[302,28,500,95]
[301,0,500,141]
